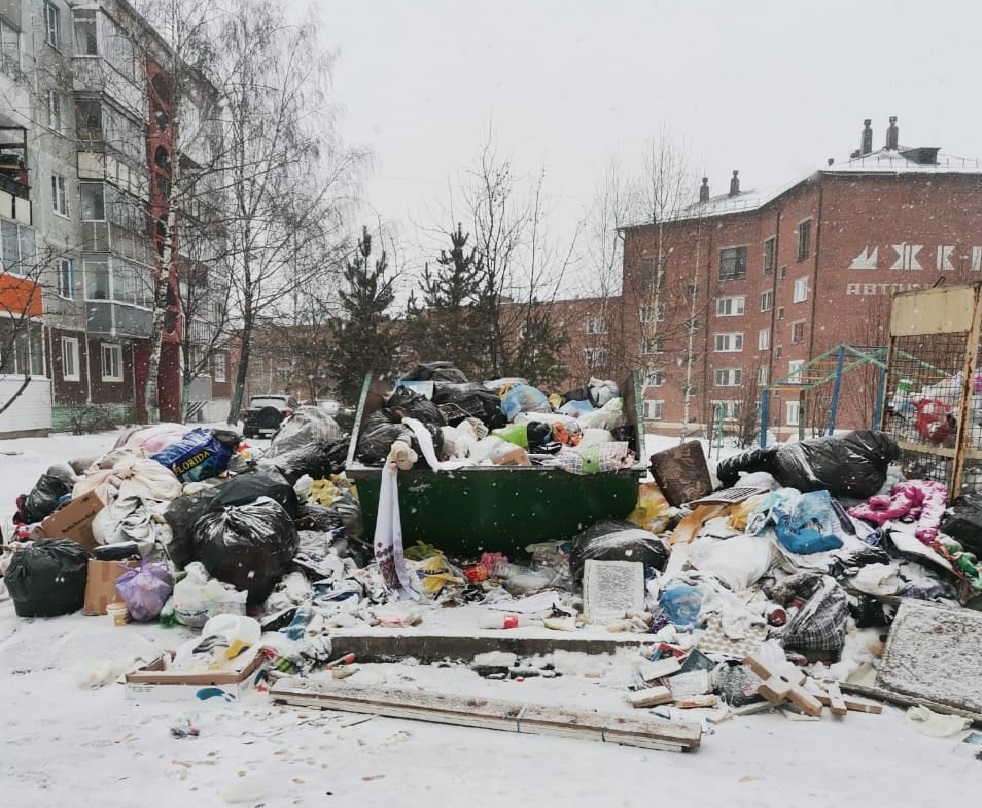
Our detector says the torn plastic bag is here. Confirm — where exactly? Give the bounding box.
[270,404,342,445]
[212,469,299,518]
[22,472,73,523]
[431,381,506,429]
[161,481,226,569]
[5,539,91,617]
[114,560,174,622]
[260,437,349,483]
[775,430,898,499]
[150,427,232,483]
[658,581,705,629]
[386,386,446,428]
[401,361,469,383]
[356,411,444,466]
[766,573,849,654]
[192,496,298,605]
[568,519,670,590]
[500,383,552,422]
[750,489,844,555]
[172,561,247,628]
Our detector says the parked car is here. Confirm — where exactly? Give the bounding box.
[242,394,299,439]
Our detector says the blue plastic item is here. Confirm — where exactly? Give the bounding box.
[659,582,704,629]
[151,428,232,483]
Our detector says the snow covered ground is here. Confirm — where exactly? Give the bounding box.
[2,429,982,807]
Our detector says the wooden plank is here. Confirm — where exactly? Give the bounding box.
[743,656,823,717]
[270,678,701,751]
[842,682,982,725]
[627,686,673,708]
[822,681,848,716]
[814,692,882,715]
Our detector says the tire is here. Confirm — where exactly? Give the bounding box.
[252,405,284,432]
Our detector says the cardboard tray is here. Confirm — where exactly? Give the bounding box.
[124,647,265,702]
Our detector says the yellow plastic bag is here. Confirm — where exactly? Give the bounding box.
[627,482,672,534]
[411,553,465,596]
[727,493,770,532]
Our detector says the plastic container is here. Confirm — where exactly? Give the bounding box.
[106,601,130,627]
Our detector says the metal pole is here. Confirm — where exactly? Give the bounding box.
[760,389,769,447]
[828,345,846,435]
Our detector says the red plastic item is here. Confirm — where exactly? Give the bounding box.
[915,399,952,444]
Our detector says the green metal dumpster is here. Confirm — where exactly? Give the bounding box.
[343,373,647,559]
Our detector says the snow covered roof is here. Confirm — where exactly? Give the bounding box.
[631,146,982,227]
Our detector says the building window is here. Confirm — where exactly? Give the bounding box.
[584,347,609,368]
[780,266,787,279]
[777,306,785,320]
[719,246,748,281]
[0,16,21,77]
[797,220,811,261]
[638,304,659,323]
[46,90,64,132]
[61,337,80,381]
[716,295,746,317]
[585,316,608,335]
[793,277,809,303]
[80,182,105,221]
[763,237,775,274]
[51,175,68,216]
[43,1,61,48]
[73,8,98,55]
[643,400,663,421]
[641,336,664,355]
[786,400,801,426]
[758,366,768,385]
[775,345,783,358]
[0,219,35,275]
[788,359,805,383]
[644,371,664,388]
[758,328,771,350]
[791,321,805,344]
[57,258,74,298]
[711,400,742,421]
[213,352,226,383]
[101,343,123,382]
[0,320,43,376]
[713,332,744,352]
[713,368,742,387]
[760,290,773,312]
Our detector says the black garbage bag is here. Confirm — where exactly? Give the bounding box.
[849,593,892,629]
[766,573,849,654]
[401,361,469,383]
[261,437,349,483]
[210,428,243,454]
[568,519,671,590]
[355,409,444,466]
[432,382,507,429]
[192,497,298,605]
[4,539,91,617]
[213,469,299,518]
[386,386,446,429]
[162,481,227,569]
[772,430,898,499]
[941,493,982,556]
[295,501,344,532]
[714,446,780,488]
[21,473,73,523]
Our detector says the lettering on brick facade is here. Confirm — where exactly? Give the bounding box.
[849,246,878,270]
[891,243,922,270]
[845,283,924,296]
[936,245,955,271]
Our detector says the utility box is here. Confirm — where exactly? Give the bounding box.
[882,283,982,497]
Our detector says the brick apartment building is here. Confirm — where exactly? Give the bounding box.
[620,118,982,439]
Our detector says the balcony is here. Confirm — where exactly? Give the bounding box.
[72,58,143,117]
[86,300,151,338]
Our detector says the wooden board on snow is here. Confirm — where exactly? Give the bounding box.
[269,678,701,752]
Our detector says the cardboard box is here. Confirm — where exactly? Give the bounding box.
[34,489,107,551]
[124,647,265,703]
[83,558,140,616]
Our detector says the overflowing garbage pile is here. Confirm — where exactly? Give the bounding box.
[4,364,982,735]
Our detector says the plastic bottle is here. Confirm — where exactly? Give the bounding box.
[478,612,536,629]
[279,602,314,641]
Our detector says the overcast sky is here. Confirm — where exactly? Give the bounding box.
[315,0,978,289]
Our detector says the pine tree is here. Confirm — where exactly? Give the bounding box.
[328,227,403,405]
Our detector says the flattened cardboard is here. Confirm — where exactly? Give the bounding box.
[124,647,264,703]
[34,489,107,551]
[83,558,139,615]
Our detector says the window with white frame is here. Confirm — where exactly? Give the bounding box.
[788,359,805,383]
[793,277,809,303]
[644,370,664,388]
[760,290,773,312]
[643,400,663,421]
[641,336,664,354]
[711,400,742,421]
[585,316,608,335]
[584,347,609,367]
[758,365,768,385]
[213,352,226,382]
[0,219,35,275]
[716,295,745,317]
[43,2,61,48]
[786,400,801,426]
[57,258,74,298]
[639,304,664,323]
[51,174,68,216]
[759,328,771,350]
[46,90,64,132]
[713,368,742,387]
[713,332,743,352]
[61,337,79,381]
[791,320,805,344]
[101,342,123,381]
[73,8,97,55]
[0,16,21,77]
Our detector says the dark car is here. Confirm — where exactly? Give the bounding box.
[242,394,299,439]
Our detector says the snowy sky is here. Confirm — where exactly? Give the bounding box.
[309,0,978,285]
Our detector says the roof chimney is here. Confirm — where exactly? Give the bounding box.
[861,119,873,155]
[886,116,899,150]
[729,170,740,197]
[699,177,709,202]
